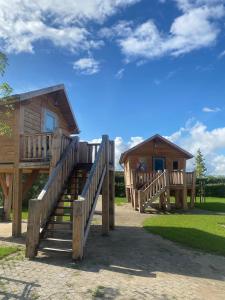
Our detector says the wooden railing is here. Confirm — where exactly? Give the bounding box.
[26,137,79,258]
[72,135,110,260]
[132,169,195,188]
[21,132,53,161]
[21,129,72,165]
[138,171,167,212]
[169,170,194,186]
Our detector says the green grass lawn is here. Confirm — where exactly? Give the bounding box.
[115,197,127,206]
[0,246,19,259]
[144,214,225,256]
[195,197,225,212]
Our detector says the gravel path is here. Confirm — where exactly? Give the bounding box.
[0,203,225,299]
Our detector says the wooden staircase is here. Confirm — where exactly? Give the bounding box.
[26,135,115,260]
[138,170,169,212]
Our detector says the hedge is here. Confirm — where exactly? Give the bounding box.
[197,184,225,198]
[115,171,126,197]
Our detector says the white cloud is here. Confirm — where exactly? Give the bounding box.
[166,119,225,175]
[202,106,221,112]
[115,68,125,79]
[218,49,225,58]
[104,1,225,60]
[0,0,140,54]
[73,57,100,75]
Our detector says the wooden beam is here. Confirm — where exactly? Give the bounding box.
[102,135,110,235]
[0,174,8,198]
[12,168,23,236]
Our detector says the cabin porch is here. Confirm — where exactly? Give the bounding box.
[126,169,196,213]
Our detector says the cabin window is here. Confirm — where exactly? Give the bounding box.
[44,110,58,132]
[137,158,147,172]
[153,157,165,171]
[173,160,179,170]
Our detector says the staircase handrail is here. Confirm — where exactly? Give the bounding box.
[26,136,79,258]
[72,135,110,259]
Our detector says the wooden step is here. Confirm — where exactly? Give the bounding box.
[53,212,72,217]
[56,206,73,209]
[44,237,72,243]
[48,220,72,225]
[46,229,72,234]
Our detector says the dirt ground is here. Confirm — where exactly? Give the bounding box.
[0,202,225,300]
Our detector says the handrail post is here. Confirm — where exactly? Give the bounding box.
[164,170,171,211]
[50,128,63,171]
[102,135,110,235]
[72,199,85,260]
[182,170,188,210]
[109,140,115,230]
[26,199,41,258]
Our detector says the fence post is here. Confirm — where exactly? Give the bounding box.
[26,199,41,258]
[102,135,110,235]
[72,199,85,260]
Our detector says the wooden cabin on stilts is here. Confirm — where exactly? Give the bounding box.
[0,85,115,260]
[120,134,196,213]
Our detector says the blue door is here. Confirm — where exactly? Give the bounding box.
[153,157,165,171]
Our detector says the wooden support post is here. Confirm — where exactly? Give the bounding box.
[190,171,196,208]
[5,174,13,221]
[138,190,145,213]
[133,189,139,210]
[72,200,84,260]
[109,170,115,230]
[182,170,188,210]
[12,168,23,237]
[159,193,164,210]
[102,135,110,235]
[175,189,181,209]
[25,199,41,258]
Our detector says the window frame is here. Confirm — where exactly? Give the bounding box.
[153,157,166,172]
[43,109,58,132]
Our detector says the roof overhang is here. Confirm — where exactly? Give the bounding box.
[119,134,193,164]
[1,84,80,134]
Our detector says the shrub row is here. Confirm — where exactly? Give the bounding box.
[196,184,225,198]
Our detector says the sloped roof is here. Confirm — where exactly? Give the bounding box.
[119,134,193,164]
[2,84,80,134]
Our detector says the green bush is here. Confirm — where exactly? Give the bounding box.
[115,171,125,197]
[204,184,225,198]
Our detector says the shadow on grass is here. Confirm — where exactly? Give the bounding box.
[195,202,225,213]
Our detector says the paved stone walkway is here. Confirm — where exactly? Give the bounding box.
[0,203,225,299]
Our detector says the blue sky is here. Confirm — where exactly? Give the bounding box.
[1,0,225,173]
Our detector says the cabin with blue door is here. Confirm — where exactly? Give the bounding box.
[120,134,196,212]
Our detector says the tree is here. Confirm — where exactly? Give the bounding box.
[195,149,207,178]
[0,52,13,136]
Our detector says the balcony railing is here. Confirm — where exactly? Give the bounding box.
[20,129,72,164]
[131,169,195,188]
